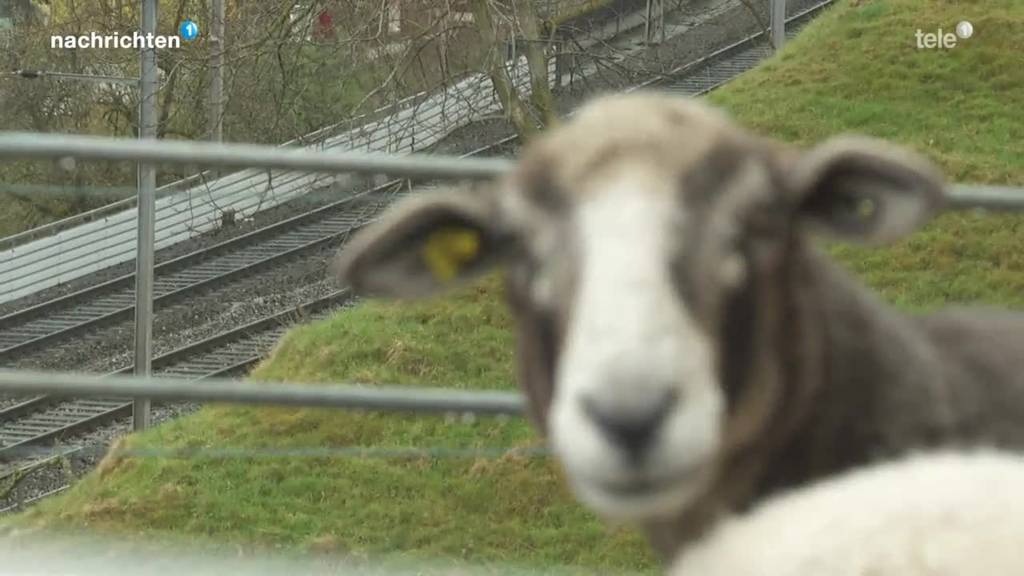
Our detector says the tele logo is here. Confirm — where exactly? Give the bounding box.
[915,20,973,49]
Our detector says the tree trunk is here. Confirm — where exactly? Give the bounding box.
[469,0,538,140]
[513,0,558,128]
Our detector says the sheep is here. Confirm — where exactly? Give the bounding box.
[669,448,1024,576]
[331,91,1024,561]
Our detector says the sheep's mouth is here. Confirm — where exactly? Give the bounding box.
[585,458,708,500]
[592,463,703,496]
[597,476,675,496]
[567,460,713,520]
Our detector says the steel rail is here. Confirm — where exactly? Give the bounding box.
[0,443,81,486]
[0,484,70,514]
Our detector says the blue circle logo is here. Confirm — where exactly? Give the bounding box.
[179,19,199,41]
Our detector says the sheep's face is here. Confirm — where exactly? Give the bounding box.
[333,93,945,522]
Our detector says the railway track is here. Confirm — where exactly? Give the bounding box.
[0,288,356,471]
[0,184,399,363]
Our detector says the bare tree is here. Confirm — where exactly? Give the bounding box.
[470,0,541,139]
[513,0,558,128]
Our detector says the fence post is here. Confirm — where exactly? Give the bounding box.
[659,0,665,44]
[770,0,786,51]
[209,0,225,145]
[644,0,652,43]
[133,0,158,432]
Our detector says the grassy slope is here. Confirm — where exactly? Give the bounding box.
[7,0,1024,571]
[708,0,1024,310]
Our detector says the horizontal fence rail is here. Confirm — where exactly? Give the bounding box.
[945,185,1024,211]
[0,370,525,416]
[0,133,514,180]
[0,132,1021,210]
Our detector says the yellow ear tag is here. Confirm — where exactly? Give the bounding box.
[421,227,481,283]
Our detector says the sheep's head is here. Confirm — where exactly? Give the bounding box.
[332,92,945,522]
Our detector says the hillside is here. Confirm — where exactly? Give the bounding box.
[5,0,1023,572]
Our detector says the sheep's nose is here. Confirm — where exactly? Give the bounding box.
[582,390,678,463]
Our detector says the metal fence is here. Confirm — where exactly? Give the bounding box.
[0,133,1021,446]
[0,130,1021,571]
[0,370,523,417]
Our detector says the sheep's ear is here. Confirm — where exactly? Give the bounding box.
[331,186,511,299]
[788,136,946,244]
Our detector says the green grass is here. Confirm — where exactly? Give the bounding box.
[7,0,1024,570]
[706,0,1024,311]
[9,280,655,571]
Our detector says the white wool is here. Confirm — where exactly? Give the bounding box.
[670,449,1024,576]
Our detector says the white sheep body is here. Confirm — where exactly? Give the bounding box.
[670,449,1024,576]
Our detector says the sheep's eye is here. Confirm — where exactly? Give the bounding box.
[854,197,879,219]
[832,192,878,223]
